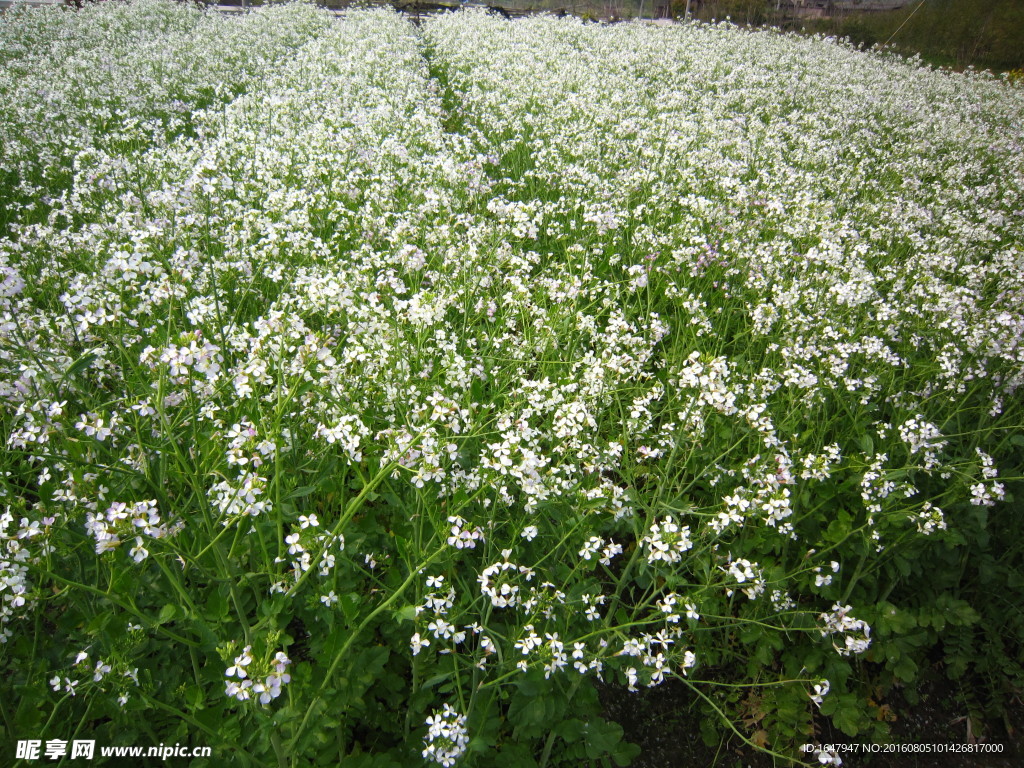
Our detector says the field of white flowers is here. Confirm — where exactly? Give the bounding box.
[2,2,1023,766]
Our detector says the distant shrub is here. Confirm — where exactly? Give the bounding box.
[810,0,1024,72]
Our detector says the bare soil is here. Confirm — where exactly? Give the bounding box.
[599,675,1024,768]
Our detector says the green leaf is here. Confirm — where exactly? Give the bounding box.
[86,610,115,634]
[157,604,179,624]
[422,672,452,691]
[185,684,205,709]
[339,593,359,622]
[612,739,641,767]
[66,352,98,380]
[824,518,849,544]
[554,718,586,743]
[205,586,229,621]
[584,719,624,759]
[699,715,719,747]
[893,654,918,683]
[394,604,418,623]
[876,602,916,636]
[285,485,318,500]
[259,596,283,620]
[832,701,863,737]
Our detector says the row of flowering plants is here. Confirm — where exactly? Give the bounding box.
[0,0,331,234]
[422,8,1024,752]
[3,3,1024,766]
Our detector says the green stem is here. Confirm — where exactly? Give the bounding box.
[253,426,435,633]
[58,698,95,768]
[153,554,200,617]
[840,547,869,605]
[288,546,446,752]
[37,568,199,647]
[136,690,262,766]
[676,674,814,767]
[271,731,287,768]
[539,676,584,768]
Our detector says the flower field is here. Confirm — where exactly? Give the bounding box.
[2,2,1023,765]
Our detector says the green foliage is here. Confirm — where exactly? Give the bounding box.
[2,5,1024,768]
[686,0,775,26]
[809,0,1024,72]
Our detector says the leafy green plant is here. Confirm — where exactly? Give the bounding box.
[1,5,1022,768]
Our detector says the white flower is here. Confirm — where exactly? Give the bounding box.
[447,515,483,549]
[578,536,603,561]
[428,618,454,640]
[93,660,111,681]
[819,604,872,656]
[626,667,639,692]
[129,537,149,563]
[225,646,253,679]
[422,704,469,766]
[816,747,843,766]
[642,516,693,564]
[411,632,431,656]
[810,679,830,707]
